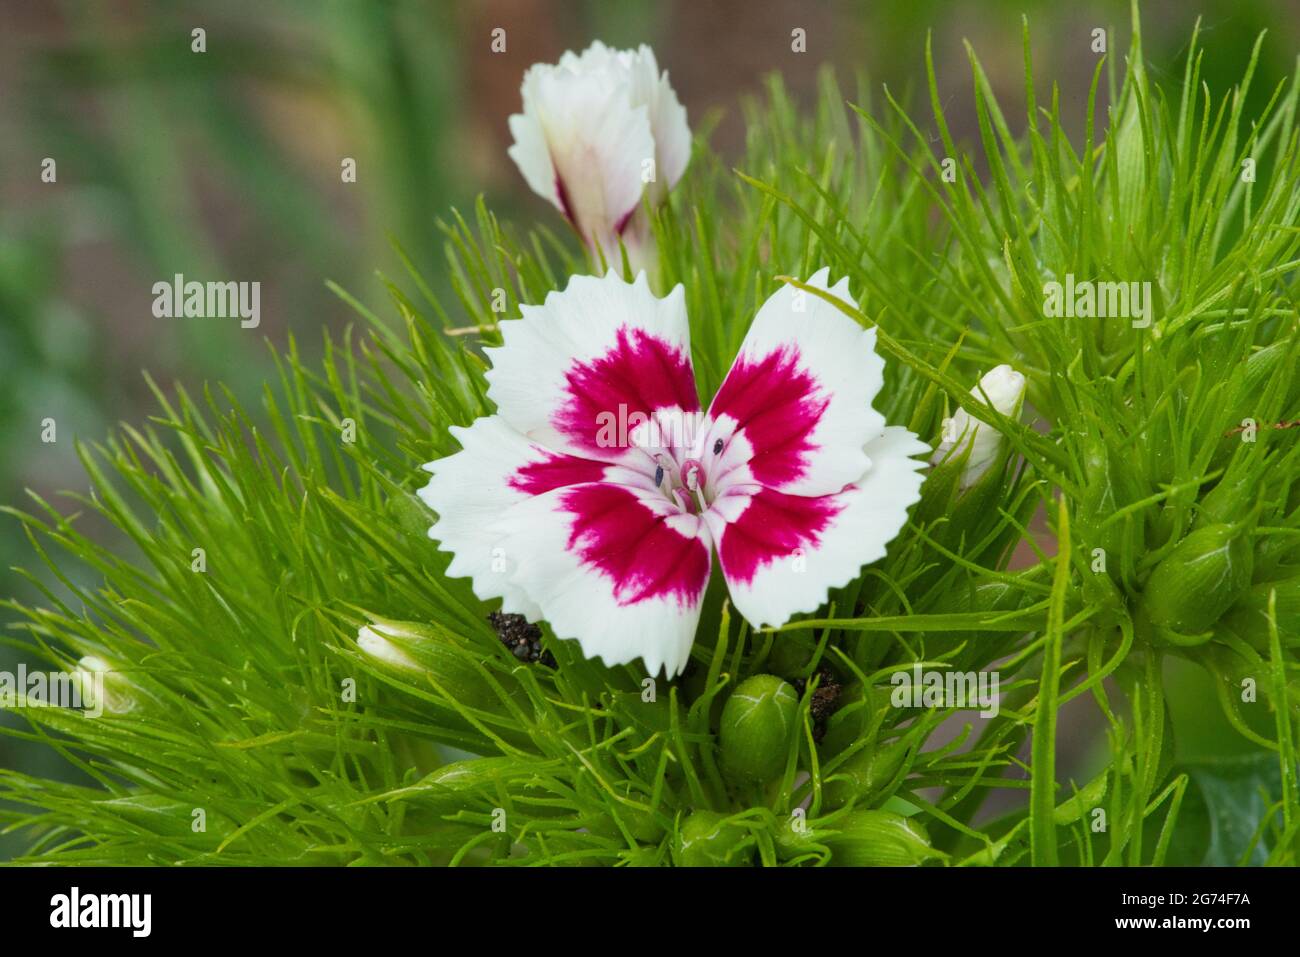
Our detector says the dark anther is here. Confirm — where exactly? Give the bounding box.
[713,439,724,455]
[654,465,665,486]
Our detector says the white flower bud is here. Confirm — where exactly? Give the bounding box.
[73,655,137,715]
[356,624,421,671]
[507,42,690,273]
[932,364,1026,488]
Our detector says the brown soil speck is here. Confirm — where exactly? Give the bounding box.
[488,611,556,668]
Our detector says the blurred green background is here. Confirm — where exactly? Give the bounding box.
[1,0,1294,858]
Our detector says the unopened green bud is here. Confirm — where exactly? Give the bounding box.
[1138,523,1253,646]
[935,578,1023,617]
[390,757,541,844]
[1220,576,1300,652]
[719,675,798,785]
[1257,533,1300,580]
[773,810,813,859]
[1213,342,1300,469]
[1077,437,1144,560]
[1081,566,1125,629]
[1201,643,1263,692]
[423,755,520,790]
[1196,468,1259,530]
[98,793,235,843]
[1228,342,1300,426]
[673,810,752,867]
[912,446,964,527]
[403,756,535,813]
[580,778,664,844]
[927,580,1030,668]
[824,809,942,866]
[824,737,911,809]
[356,619,511,711]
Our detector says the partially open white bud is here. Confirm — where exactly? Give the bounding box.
[356,624,422,671]
[73,655,137,715]
[932,364,1026,489]
[507,41,690,275]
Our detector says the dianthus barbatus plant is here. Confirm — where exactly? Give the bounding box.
[1,7,1297,866]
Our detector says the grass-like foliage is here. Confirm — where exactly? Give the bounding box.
[2,7,1298,865]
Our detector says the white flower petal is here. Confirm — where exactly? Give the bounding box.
[509,52,655,259]
[621,44,690,198]
[484,270,699,468]
[419,415,614,620]
[551,42,688,187]
[493,482,713,677]
[697,268,887,498]
[505,110,557,212]
[507,42,689,265]
[708,427,928,629]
